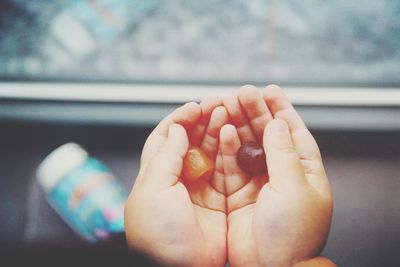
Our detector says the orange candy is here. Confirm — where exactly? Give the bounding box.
[182,146,214,182]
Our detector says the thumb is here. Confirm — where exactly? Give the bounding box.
[142,123,189,191]
[263,119,307,191]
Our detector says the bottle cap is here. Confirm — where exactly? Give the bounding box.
[36,143,88,192]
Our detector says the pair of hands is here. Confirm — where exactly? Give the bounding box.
[125,85,334,267]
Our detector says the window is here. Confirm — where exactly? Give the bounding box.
[1,0,399,86]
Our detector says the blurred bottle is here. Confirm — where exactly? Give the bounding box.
[49,0,159,58]
[36,143,128,242]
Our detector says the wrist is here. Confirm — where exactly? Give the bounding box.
[291,257,336,267]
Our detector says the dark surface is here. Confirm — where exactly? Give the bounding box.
[3,99,400,131]
[0,243,163,267]
[0,122,399,266]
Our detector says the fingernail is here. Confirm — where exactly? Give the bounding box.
[168,124,179,136]
[169,123,186,137]
[268,119,288,133]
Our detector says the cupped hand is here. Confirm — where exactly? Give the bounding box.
[125,98,228,267]
[221,85,333,267]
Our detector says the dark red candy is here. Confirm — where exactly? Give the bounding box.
[236,141,267,174]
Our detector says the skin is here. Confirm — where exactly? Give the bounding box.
[125,98,228,267]
[125,85,335,267]
[221,85,333,267]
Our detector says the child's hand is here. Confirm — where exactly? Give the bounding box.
[125,99,228,267]
[221,85,333,267]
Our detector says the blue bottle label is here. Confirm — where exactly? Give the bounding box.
[48,158,128,242]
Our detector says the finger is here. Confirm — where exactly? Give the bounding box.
[200,106,228,160]
[140,102,201,169]
[189,95,223,146]
[263,85,329,192]
[220,124,250,196]
[210,148,225,194]
[263,84,321,162]
[223,92,257,142]
[142,124,189,191]
[227,174,266,214]
[238,85,273,143]
[264,119,307,191]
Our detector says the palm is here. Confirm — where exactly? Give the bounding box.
[174,155,227,265]
[126,100,228,266]
[228,175,331,266]
[223,170,269,266]
[152,180,226,266]
[169,103,228,265]
[228,181,328,266]
[221,85,332,266]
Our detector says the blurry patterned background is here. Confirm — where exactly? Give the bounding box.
[0,0,399,85]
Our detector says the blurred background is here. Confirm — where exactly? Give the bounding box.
[0,1,399,266]
[1,0,399,85]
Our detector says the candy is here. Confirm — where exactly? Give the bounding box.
[236,141,267,174]
[182,146,214,182]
